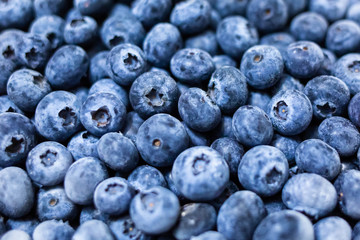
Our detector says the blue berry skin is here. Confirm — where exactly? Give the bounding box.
[121,111,144,143]
[45,45,89,90]
[6,217,39,236]
[290,12,328,43]
[172,203,216,240]
[108,215,151,240]
[0,0,33,30]
[260,32,295,57]
[304,75,350,119]
[172,146,229,201]
[80,92,127,137]
[74,0,113,16]
[130,72,179,119]
[79,206,110,224]
[0,96,23,114]
[18,34,51,71]
[209,180,239,211]
[26,141,73,187]
[107,44,148,87]
[131,0,172,29]
[211,137,244,176]
[238,145,289,197]
[36,186,78,222]
[72,87,88,105]
[211,116,236,140]
[30,15,65,50]
[0,59,16,95]
[210,9,221,30]
[100,16,145,49]
[217,191,266,240]
[247,90,271,112]
[136,114,189,167]
[185,31,218,56]
[282,173,337,219]
[89,79,129,108]
[268,90,313,136]
[318,117,360,157]
[170,0,211,35]
[241,45,284,89]
[283,41,324,79]
[333,53,360,94]
[216,16,259,60]
[33,220,74,240]
[7,69,51,112]
[233,106,273,147]
[97,132,139,172]
[211,0,248,17]
[0,29,24,67]
[318,49,337,75]
[127,165,167,192]
[326,20,360,56]
[170,48,215,85]
[130,186,180,235]
[283,0,307,17]
[164,170,184,200]
[253,210,315,240]
[264,197,287,215]
[314,217,352,240]
[0,113,36,167]
[179,88,221,132]
[109,3,135,20]
[271,134,300,166]
[72,220,114,240]
[64,157,108,205]
[0,167,34,218]
[212,55,237,69]
[347,2,360,24]
[271,74,304,95]
[33,0,69,17]
[143,23,182,68]
[35,91,82,142]
[1,230,31,240]
[64,16,97,46]
[295,139,341,180]
[89,51,109,84]
[182,122,211,147]
[349,93,360,128]
[354,222,360,240]
[246,0,288,33]
[94,177,135,216]
[67,131,99,161]
[191,231,226,240]
[334,170,360,219]
[309,0,349,22]
[208,66,248,114]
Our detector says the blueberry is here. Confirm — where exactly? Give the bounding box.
[216,16,258,59]
[127,165,167,192]
[107,43,148,87]
[241,45,284,89]
[64,157,108,205]
[282,173,337,219]
[190,231,226,240]
[94,177,135,216]
[35,91,82,142]
[72,87,88,105]
[253,210,314,240]
[33,0,69,17]
[7,69,51,112]
[170,0,211,35]
[268,90,313,136]
[283,0,307,17]
[182,122,211,147]
[264,197,287,215]
[1,230,31,240]
[212,55,237,69]
[0,113,36,167]
[318,116,360,157]
[0,58,16,95]
[271,74,304,95]
[349,93,360,128]
[211,0,248,17]
[130,186,180,235]
[89,51,109,83]
[32,220,74,240]
[108,4,135,20]
[36,186,78,221]
[210,116,236,140]
[74,0,113,16]
[260,32,295,57]
[121,111,144,143]
[45,45,89,90]
[80,92,127,137]
[185,31,218,56]
[64,16,98,46]
[271,134,300,165]
[211,137,244,176]
[108,215,151,240]
[318,48,337,75]
[0,0,33,29]
[170,48,215,85]
[246,0,288,33]
[291,12,328,44]
[67,131,99,161]
[163,170,184,200]
[172,146,229,201]
[217,190,266,240]
[178,88,221,132]
[334,170,360,219]
[172,203,216,240]
[347,2,360,24]
[210,9,221,30]
[0,96,23,114]
[208,66,248,114]
[131,0,172,29]
[332,53,360,94]
[247,90,271,112]
[6,218,39,236]
[283,41,324,79]
[314,216,352,240]
[79,206,110,224]
[130,71,179,119]
[353,221,360,240]
[0,29,24,67]
[326,20,360,56]
[309,0,349,22]
[29,15,65,50]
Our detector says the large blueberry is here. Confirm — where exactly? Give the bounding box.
[131,0,172,29]
[67,131,99,161]
[290,12,328,43]
[89,51,109,84]
[1,230,31,240]
[69,220,112,240]
[63,16,98,46]
[185,30,218,56]
[271,134,300,165]
[108,215,151,240]
[309,0,349,22]
[127,165,167,192]
[314,216,352,240]
[333,53,360,95]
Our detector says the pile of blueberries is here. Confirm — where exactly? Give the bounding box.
[3,0,360,239]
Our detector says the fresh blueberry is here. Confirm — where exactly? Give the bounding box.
[347,2,360,24]
[182,122,211,147]
[127,165,167,192]
[33,0,69,17]
[271,74,303,95]
[74,0,113,16]
[332,53,360,94]
[0,29,24,67]
[67,131,99,161]
[0,59,16,95]
[211,0,248,17]
[0,0,33,29]
[79,206,110,224]
[282,173,337,219]
[0,96,23,114]
[72,87,88,105]
[64,157,108,205]
[190,231,226,240]
[283,0,307,17]
[260,32,295,57]
[89,79,129,108]
[172,146,229,201]
[164,170,184,200]
[5,218,39,236]
[318,48,337,75]
[217,190,266,240]
[131,0,172,29]
[247,90,271,112]
[271,134,300,166]
[212,55,237,69]
[72,220,114,240]
[33,220,74,240]
[1,230,31,240]
[290,12,328,43]
[185,31,218,56]
[253,210,314,240]
[314,216,352,240]
[130,186,180,235]
[216,16,258,59]
[108,215,151,240]
[309,0,349,22]
[64,16,98,46]
[45,45,89,90]
[89,51,109,83]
